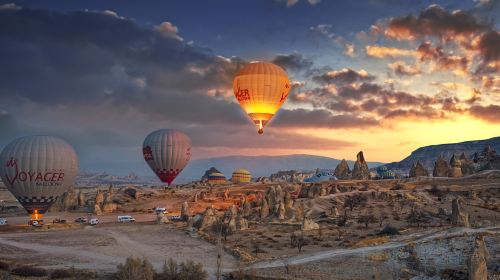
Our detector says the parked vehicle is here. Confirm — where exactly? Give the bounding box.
[89,218,99,225]
[74,217,88,223]
[0,218,7,226]
[154,207,168,215]
[169,215,182,221]
[52,218,67,224]
[29,220,44,227]
[117,216,135,223]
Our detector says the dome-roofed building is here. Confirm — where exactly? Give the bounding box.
[376,166,396,179]
[231,169,252,183]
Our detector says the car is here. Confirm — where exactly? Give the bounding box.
[74,217,88,223]
[117,215,136,223]
[0,218,7,226]
[154,207,168,215]
[169,215,182,221]
[89,218,99,225]
[29,219,44,227]
[52,218,67,224]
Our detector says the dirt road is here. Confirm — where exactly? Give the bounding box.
[0,224,237,279]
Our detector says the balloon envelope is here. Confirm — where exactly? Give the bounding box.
[143,129,191,185]
[0,136,78,219]
[231,169,252,183]
[233,62,291,134]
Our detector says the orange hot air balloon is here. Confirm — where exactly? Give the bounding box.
[233,62,291,134]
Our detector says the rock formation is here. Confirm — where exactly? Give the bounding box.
[77,191,86,207]
[409,160,429,177]
[433,155,449,177]
[334,159,351,179]
[181,201,191,221]
[94,204,103,215]
[260,198,269,219]
[301,217,320,230]
[468,235,489,280]
[352,152,370,180]
[448,154,463,177]
[460,152,475,176]
[200,207,218,230]
[236,213,249,230]
[241,200,252,217]
[278,201,286,220]
[51,188,78,212]
[451,198,470,227]
[294,201,305,222]
[101,202,117,213]
[474,145,500,171]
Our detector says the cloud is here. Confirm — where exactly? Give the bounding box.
[312,68,375,85]
[416,41,469,75]
[272,52,315,74]
[473,31,500,63]
[155,21,183,41]
[273,108,379,129]
[0,5,354,174]
[469,104,500,123]
[388,60,421,76]
[276,0,320,7]
[365,45,417,58]
[383,4,488,41]
[344,43,355,57]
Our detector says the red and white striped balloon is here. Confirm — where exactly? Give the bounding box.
[142,129,191,185]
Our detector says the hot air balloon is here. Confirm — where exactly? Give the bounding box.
[0,136,78,220]
[207,172,227,184]
[233,62,291,134]
[231,169,252,183]
[143,129,191,186]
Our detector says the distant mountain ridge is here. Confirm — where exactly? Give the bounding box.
[382,137,500,174]
[177,154,384,182]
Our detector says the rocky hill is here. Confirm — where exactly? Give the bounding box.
[382,137,500,175]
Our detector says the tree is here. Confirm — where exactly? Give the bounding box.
[406,209,431,227]
[378,213,388,227]
[357,214,377,228]
[345,194,368,211]
[290,232,309,253]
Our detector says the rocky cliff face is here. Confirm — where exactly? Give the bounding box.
[382,137,500,174]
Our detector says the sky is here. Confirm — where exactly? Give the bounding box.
[0,0,499,175]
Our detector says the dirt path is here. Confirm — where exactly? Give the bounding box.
[252,226,500,269]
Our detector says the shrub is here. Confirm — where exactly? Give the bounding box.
[378,225,400,236]
[157,258,207,280]
[0,261,9,271]
[50,268,73,279]
[0,271,12,280]
[11,265,47,277]
[115,257,154,280]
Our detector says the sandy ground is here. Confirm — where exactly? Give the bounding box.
[0,222,237,279]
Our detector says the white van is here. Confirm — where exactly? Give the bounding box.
[89,218,99,225]
[117,216,136,223]
[154,207,168,215]
[0,218,7,226]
